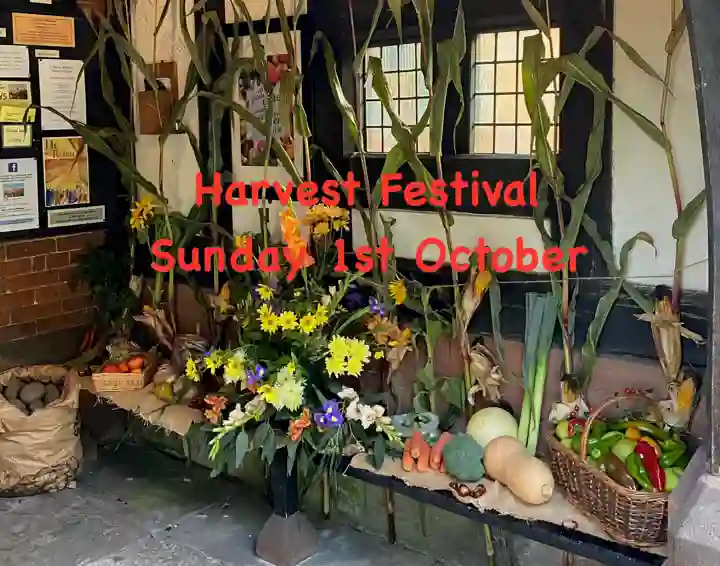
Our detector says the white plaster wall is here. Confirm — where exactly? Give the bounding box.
[132,0,200,215]
[613,0,708,291]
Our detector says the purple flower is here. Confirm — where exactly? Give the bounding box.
[314,400,344,428]
[246,364,267,386]
[368,297,385,317]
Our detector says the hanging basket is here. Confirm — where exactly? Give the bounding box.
[548,393,668,547]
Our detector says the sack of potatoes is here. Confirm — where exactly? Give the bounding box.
[0,365,82,496]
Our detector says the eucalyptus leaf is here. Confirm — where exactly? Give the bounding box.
[672,189,707,240]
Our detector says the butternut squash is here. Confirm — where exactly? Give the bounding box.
[483,436,554,505]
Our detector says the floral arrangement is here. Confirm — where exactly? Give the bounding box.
[178,203,404,485]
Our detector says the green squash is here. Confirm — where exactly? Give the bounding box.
[442,434,485,482]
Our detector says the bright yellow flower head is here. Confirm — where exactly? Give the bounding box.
[257,284,274,301]
[260,314,280,334]
[186,358,200,382]
[347,338,371,364]
[325,355,347,378]
[258,303,273,318]
[299,313,317,334]
[374,350,384,359]
[235,234,250,249]
[278,311,298,331]
[203,350,226,375]
[389,279,407,305]
[315,304,329,326]
[345,357,364,377]
[328,335,351,359]
[313,222,330,238]
[130,197,155,230]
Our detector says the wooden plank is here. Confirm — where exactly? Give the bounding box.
[685,0,720,476]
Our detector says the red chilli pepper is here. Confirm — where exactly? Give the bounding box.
[635,440,665,491]
[568,418,586,438]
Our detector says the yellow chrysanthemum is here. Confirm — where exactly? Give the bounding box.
[347,338,371,364]
[325,355,347,378]
[315,304,329,326]
[389,279,407,305]
[257,384,277,406]
[186,358,200,382]
[278,311,298,331]
[328,336,350,359]
[257,285,274,301]
[374,350,384,359]
[257,378,304,411]
[129,197,155,230]
[258,304,273,318]
[260,314,280,334]
[299,313,317,334]
[345,357,364,377]
[313,222,330,237]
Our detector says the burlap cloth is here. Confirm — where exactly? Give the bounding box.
[348,454,667,557]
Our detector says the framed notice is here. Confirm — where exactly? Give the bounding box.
[231,32,303,182]
[12,13,75,48]
[42,137,90,208]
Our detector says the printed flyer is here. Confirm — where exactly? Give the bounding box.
[0,158,39,232]
[42,136,90,207]
[236,54,294,167]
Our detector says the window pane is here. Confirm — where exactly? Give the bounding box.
[474,95,494,124]
[476,33,496,63]
[366,100,382,127]
[382,45,398,71]
[472,126,494,153]
[383,128,396,151]
[474,64,495,94]
[387,73,399,99]
[417,97,429,121]
[399,43,415,70]
[516,126,532,155]
[496,31,517,62]
[495,94,516,124]
[399,71,416,98]
[496,63,517,93]
[417,71,429,97]
[517,95,530,124]
[495,126,516,153]
[418,127,430,153]
[400,99,415,124]
[367,128,383,152]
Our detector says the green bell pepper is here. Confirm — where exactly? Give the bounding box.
[672,451,691,470]
[659,437,687,468]
[591,421,608,439]
[626,452,655,491]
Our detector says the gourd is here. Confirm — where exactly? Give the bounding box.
[442,434,485,482]
[484,436,554,505]
[466,407,518,449]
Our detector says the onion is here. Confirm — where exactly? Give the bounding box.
[466,407,518,449]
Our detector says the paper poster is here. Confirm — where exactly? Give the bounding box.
[48,205,105,228]
[0,107,35,123]
[236,54,294,167]
[0,81,31,106]
[38,59,86,130]
[12,13,75,48]
[2,125,32,148]
[42,137,90,207]
[0,158,39,232]
[0,29,7,39]
[0,45,30,78]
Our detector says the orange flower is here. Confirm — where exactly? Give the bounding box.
[289,407,312,441]
[280,205,314,269]
[204,394,228,425]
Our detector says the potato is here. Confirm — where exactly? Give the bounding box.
[3,378,21,401]
[19,381,46,404]
[9,398,29,415]
[28,400,45,413]
[44,383,61,405]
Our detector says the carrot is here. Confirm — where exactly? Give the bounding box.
[402,439,415,472]
[430,432,453,470]
[410,431,423,459]
[439,460,446,474]
[416,438,431,472]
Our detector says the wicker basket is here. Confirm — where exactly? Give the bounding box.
[90,354,158,392]
[548,393,668,547]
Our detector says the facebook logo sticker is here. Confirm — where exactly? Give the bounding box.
[8,163,17,173]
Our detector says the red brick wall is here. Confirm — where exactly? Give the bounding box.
[0,231,105,342]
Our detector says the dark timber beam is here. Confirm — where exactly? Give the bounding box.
[685,0,720,476]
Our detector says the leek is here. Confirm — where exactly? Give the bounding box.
[518,293,559,455]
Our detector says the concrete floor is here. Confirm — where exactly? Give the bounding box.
[0,444,440,566]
